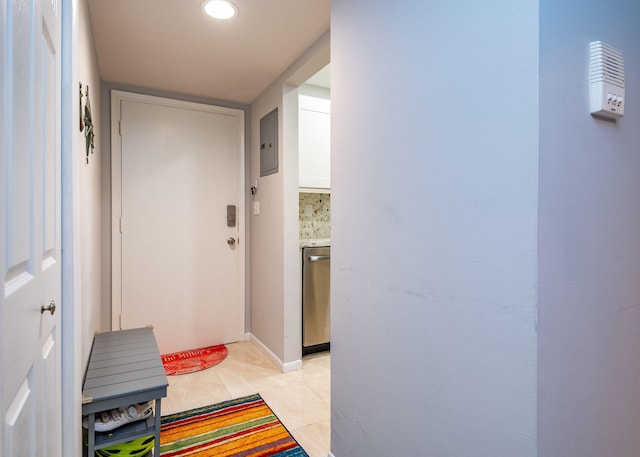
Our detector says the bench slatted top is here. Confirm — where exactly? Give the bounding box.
[82,327,168,411]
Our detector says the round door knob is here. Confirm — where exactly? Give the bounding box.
[227,237,236,246]
[41,300,56,315]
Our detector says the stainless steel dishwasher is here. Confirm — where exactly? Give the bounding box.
[302,246,330,355]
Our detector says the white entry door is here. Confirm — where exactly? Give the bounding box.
[1,0,62,455]
[112,92,244,355]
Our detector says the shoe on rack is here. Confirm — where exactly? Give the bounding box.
[83,402,153,432]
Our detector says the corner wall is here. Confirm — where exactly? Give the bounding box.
[330,1,539,455]
[77,0,104,366]
[64,1,104,455]
[249,33,329,367]
[538,1,640,455]
[248,81,286,360]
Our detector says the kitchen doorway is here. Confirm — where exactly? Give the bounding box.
[297,65,332,356]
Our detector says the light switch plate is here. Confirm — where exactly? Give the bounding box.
[253,201,260,215]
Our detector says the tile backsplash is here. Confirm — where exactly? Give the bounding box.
[299,192,330,240]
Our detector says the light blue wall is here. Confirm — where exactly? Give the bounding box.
[331,1,539,455]
[538,1,640,456]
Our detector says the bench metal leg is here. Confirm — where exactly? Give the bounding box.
[154,399,162,456]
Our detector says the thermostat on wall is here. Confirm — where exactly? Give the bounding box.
[590,41,625,119]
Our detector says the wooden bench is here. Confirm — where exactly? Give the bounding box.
[82,327,168,456]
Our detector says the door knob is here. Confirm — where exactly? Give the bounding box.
[227,237,236,246]
[41,300,56,315]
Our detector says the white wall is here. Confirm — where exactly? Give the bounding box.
[77,0,104,364]
[249,33,329,367]
[249,83,286,360]
[330,1,539,456]
[62,1,103,455]
[538,1,640,456]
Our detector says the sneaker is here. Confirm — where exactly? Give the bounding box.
[83,402,153,432]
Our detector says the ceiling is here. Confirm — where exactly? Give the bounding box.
[86,0,330,105]
[304,64,330,89]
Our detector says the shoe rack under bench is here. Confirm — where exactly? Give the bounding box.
[82,327,168,456]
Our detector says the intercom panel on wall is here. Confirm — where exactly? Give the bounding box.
[260,108,278,177]
[590,41,625,119]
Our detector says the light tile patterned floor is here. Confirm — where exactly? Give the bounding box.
[161,341,331,457]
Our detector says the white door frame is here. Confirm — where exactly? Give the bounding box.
[110,90,246,341]
[60,1,81,455]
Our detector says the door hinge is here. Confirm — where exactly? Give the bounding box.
[119,313,123,330]
[119,217,123,233]
[119,120,123,136]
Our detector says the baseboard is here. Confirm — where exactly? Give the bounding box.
[248,333,302,373]
[282,359,303,373]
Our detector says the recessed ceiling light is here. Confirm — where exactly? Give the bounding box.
[202,0,238,20]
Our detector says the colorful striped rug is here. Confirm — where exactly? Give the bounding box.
[160,394,309,456]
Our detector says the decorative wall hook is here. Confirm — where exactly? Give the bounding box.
[79,83,95,164]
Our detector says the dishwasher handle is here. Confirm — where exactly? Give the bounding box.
[308,255,330,262]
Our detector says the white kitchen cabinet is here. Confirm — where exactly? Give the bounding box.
[299,93,330,191]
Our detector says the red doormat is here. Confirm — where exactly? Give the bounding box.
[161,344,228,376]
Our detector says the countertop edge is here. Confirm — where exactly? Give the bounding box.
[300,239,331,248]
